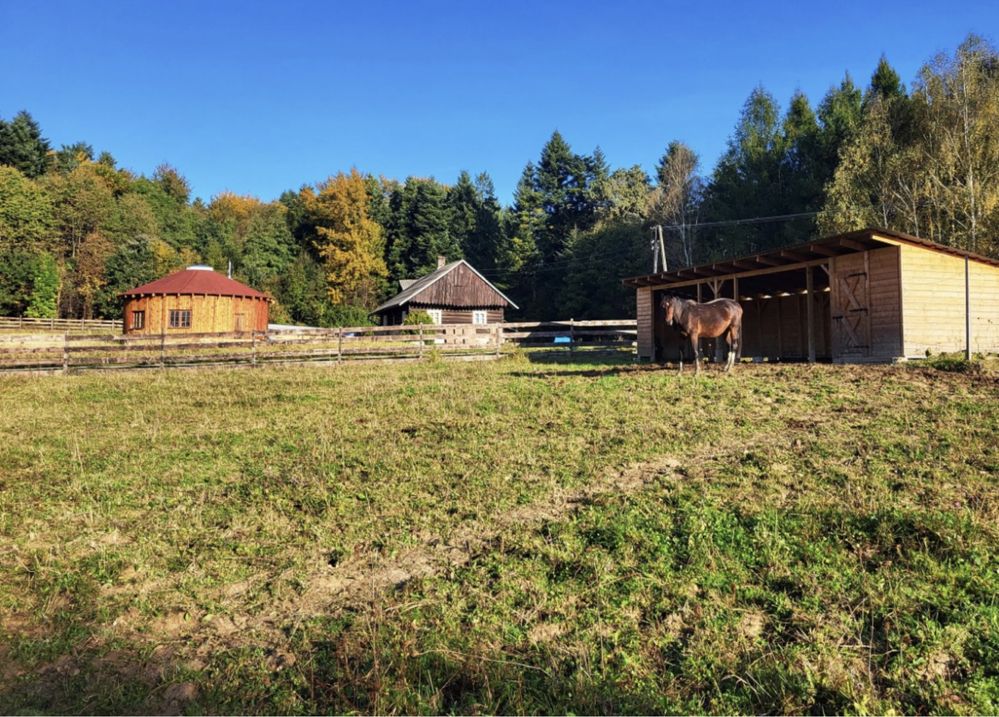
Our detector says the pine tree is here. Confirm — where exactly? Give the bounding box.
[816,74,863,181]
[778,91,824,241]
[866,55,907,107]
[0,111,51,178]
[385,177,454,281]
[467,172,505,274]
[448,170,479,258]
[702,87,784,254]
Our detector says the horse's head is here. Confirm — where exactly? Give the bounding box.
[660,294,678,325]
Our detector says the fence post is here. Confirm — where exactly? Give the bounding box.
[419,324,424,359]
[251,331,257,367]
[159,331,166,369]
[494,324,502,356]
[50,317,55,330]
[337,327,343,364]
[62,333,69,374]
[569,318,575,353]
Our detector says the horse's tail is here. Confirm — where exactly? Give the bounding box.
[732,302,744,362]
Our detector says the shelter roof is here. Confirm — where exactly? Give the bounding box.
[623,228,999,288]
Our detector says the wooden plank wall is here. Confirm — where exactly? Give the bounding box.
[411,263,511,307]
[123,295,268,335]
[636,287,653,359]
[900,245,999,356]
[868,246,903,358]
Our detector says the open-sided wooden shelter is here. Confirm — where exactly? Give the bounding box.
[624,228,999,363]
[120,265,269,335]
[373,257,517,325]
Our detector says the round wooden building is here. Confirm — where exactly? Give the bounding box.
[120,265,269,335]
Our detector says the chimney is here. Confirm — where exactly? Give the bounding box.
[437,255,446,269]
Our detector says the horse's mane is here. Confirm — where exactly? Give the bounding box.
[672,296,693,326]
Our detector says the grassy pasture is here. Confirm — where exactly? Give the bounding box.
[0,355,997,714]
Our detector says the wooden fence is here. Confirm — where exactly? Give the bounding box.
[0,319,637,373]
[0,316,122,332]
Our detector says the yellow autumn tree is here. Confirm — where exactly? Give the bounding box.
[208,192,263,250]
[304,169,386,306]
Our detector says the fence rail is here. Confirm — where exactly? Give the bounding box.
[0,319,636,373]
[0,316,122,332]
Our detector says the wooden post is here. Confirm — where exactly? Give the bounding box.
[159,331,166,369]
[756,300,763,360]
[776,298,783,361]
[62,333,69,374]
[337,327,343,364]
[418,324,424,359]
[965,255,971,360]
[494,324,502,356]
[657,225,667,272]
[806,266,816,363]
[251,331,257,367]
[569,318,575,353]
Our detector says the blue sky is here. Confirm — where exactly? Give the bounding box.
[1,1,995,204]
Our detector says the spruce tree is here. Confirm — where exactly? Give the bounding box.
[0,111,51,178]
[448,170,479,259]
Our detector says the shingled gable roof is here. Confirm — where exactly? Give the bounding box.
[622,227,999,288]
[120,266,268,299]
[373,259,518,314]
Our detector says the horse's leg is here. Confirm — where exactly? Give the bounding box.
[691,333,701,376]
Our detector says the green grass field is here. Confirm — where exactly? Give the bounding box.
[1,355,997,714]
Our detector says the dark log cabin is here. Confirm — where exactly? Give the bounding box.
[373,257,517,325]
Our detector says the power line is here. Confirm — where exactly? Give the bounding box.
[474,210,822,280]
[657,210,821,231]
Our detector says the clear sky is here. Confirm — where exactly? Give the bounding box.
[1,1,995,205]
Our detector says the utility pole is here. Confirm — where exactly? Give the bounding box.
[658,225,668,273]
[651,227,659,273]
[651,225,668,274]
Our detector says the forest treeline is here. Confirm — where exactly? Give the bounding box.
[1,35,996,324]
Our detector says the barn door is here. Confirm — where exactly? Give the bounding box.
[830,255,871,358]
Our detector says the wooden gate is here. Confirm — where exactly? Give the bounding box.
[830,253,871,359]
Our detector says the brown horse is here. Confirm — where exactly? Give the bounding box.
[661,295,743,374]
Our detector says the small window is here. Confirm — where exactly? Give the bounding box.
[168,309,191,329]
[130,311,145,330]
[426,309,443,325]
[472,310,488,325]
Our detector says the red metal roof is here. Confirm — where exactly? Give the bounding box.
[120,267,268,299]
